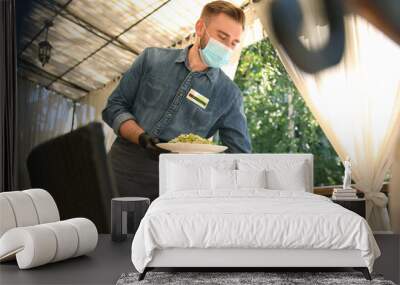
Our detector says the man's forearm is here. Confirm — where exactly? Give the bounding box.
[119,119,145,145]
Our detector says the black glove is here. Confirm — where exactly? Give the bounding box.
[138,132,170,160]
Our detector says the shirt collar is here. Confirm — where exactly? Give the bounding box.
[175,45,219,83]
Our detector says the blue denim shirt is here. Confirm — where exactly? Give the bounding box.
[102,46,251,153]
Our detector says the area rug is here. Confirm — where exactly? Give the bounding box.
[116,271,396,285]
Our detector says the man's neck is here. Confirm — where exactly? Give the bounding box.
[188,44,209,72]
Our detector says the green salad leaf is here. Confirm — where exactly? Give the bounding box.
[169,133,213,145]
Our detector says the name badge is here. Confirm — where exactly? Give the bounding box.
[186,89,209,109]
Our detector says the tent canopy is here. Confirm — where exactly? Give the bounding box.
[18,0,247,100]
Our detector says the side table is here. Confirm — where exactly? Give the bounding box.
[111,197,150,242]
[331,198,366,218]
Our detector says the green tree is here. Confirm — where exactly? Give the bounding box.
[234,38,343,186]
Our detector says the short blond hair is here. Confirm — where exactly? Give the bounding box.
[201,1,245,29]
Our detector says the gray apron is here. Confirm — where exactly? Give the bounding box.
[108,137,159,201]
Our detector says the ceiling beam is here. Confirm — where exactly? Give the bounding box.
[18,0,74,57]
[46,0,171,89]
[18,74,79,101]
[18,58,90,93]
[35,0,140,56]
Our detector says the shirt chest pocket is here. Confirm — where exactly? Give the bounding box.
[190,107,213,131]
[138,75,171,108]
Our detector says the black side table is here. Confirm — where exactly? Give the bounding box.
[111,197,150,242]
[332,198,366,218]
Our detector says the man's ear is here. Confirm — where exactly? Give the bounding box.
[195,19,205,37]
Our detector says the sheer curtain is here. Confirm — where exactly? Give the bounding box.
[17,77,74,189]
[389,145,400,233]
[1,0,18,192]
[255,1,400,230]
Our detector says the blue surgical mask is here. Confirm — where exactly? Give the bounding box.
[199,33,232,68]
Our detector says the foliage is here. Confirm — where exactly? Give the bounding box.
[234,38,343,186]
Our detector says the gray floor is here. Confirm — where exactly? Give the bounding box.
[1,233,398,285]
[0,234,134,285]
[373,232,400,284]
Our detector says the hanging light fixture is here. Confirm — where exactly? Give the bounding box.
[38,21,53,67]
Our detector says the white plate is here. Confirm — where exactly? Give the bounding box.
[157,143,227,154]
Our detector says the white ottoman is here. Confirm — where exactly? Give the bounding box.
[0,189,98,269]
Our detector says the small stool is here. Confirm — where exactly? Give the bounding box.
[111,197,150,242]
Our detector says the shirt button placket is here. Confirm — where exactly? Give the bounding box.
[151,73,193,136]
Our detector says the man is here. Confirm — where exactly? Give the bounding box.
[102,1,251,200]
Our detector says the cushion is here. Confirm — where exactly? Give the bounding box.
[23,189,60,224]
[0,191,39,227]
[266,164,307,191]
[42,221,79,262]
[0,189,60,238]
[166,159,236,170]
[236,169,268,189]
[211,169,268,190]
[0,225,57,268]
[0,196,17,237]
[212,168,237,190]
[0,218,97,269]
[65,218,98,257]
[237,159,309,191]
[167,163,212,191]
